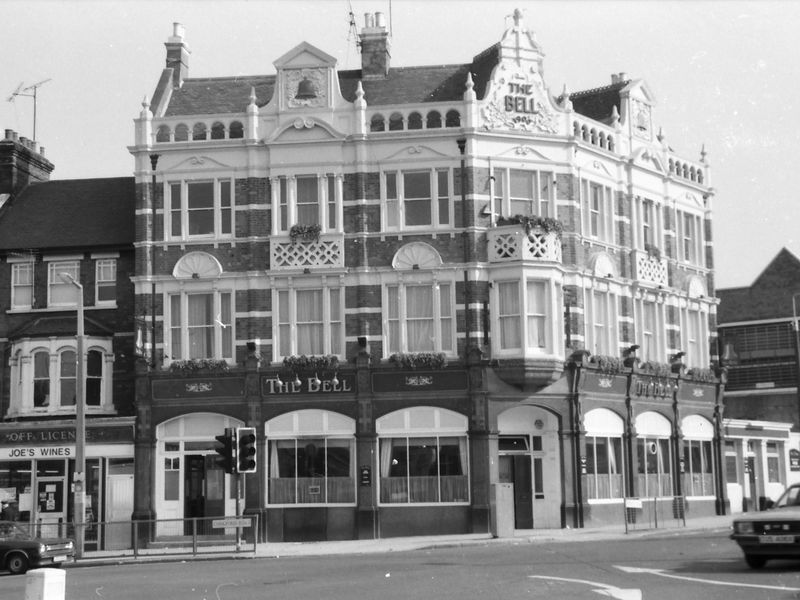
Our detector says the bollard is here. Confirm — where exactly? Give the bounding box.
[24,568,65,600]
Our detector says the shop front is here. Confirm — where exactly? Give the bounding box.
[0,418,135,551]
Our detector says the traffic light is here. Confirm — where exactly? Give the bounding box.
[214,428,236,474]
[236,427,257,473]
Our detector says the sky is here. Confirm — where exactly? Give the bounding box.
[1,0,797,290]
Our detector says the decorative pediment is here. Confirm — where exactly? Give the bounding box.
[480,62,559,134]
[392,242,443,270]
[590,252,617,278]
[164,156,233,171]
[274,42,337,69]
[687,276,706,298]
[173,251,223,280]
[269,118,343,142]
[273,42,337,111]
[380,145,450,161]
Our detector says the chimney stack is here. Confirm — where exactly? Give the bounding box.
[0,129,54,196]
[165,22,191,89]
[360,12,391,80]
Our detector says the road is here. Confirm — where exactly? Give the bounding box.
[4,530,800,599]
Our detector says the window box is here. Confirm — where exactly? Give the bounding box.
[167,359,230,374]
[288,223,322,244]
[388,352,447,370]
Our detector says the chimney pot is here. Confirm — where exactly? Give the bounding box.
[375,12,386,28]
[39,146,45,157]
[172,22,185,40]
[4,129,13,140]
[364,12,374,28]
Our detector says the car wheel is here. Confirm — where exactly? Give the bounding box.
[6,552,29,575]
[744,554,767,569]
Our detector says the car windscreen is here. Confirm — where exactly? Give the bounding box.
[0,521,32,541]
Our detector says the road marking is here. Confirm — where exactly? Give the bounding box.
[615,565,800,592]
[529,575,642,600]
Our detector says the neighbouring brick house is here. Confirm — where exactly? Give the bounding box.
[0,129,137,549]
[717,248,800,512]
[129,10,724,543]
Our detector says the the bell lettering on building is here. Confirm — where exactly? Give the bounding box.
[504,82,540,115]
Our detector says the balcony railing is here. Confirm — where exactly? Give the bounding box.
[631,249,668,286]
[270,233,344,270]
[488,226,562,263]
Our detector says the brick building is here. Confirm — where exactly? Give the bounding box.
[0,130,137,548]
[717,248,800,512]
[129,11,724,542]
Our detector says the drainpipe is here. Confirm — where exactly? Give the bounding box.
[457,138,471,356]
[149,154,160,368]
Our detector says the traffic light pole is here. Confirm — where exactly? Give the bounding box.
[235,472,243,551]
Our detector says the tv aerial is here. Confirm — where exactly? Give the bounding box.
[6,78,52,141]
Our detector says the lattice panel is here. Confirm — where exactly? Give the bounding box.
[491,232,520,261]
[524,232,561,262]
[636,254,668,285]
[271,239,343,269]
[489,229,561,263]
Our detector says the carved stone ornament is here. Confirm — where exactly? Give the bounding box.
[480,64,558,133]
[285,68,328,109]
[632,99,652,140]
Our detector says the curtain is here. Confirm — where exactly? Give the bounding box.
[187,295,213,358]
[498,282,521,349]
[296,290,323,355]
[406,286,434,351]
[526,281,546,348]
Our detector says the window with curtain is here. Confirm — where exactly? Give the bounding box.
[492,168,553,218]
[86,350,103,406]
[636,436,673,497]
[383,169,451,230]
[59,351,76,407]
[682,439,714,496]
[168,291,233,361]
[275,287,342,359]
[585,436,624,499]
[47,261,79,306]
[267,438,355,504]
[637,299,663,362]
[11,263,33,309]
[33,351,50,407]
[582,180,614,243]
[386,283,454,354]
[379,436,469,503]
[274,174,339,233]
[166,178,234,240]
[496,279,549,353]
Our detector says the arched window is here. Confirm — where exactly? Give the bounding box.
[389,112,404,131]
[573,122,580,137]
[581,125,589,141]
[681,415,715,497]
[192,122,207,141]
[59,350,76,407]
[407,112,423,130]
[370,114,385,132]
[210,122,225,140]
[607,137,615,152]
[697,169,704,184]
[590,129,598,144]
[229,121,244,139]
[426,111,442,129]
[635,411,674,497]
[583,408,625,500]
[445,110,461,127]
[156,125,171,143]
[86,350,103,406]
[33,350,50,407]
[174,124,189,142]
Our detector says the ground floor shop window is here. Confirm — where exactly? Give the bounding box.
[635,411,674,498]
[583,408,625,500]
[682,439,714,496]
[376,407,469,504]
[266,410,356,505]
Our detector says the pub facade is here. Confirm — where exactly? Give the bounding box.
[129,10,724,542]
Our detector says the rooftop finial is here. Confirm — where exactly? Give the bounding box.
[513,8,524,27]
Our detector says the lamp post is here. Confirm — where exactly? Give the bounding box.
[59,272,85,558]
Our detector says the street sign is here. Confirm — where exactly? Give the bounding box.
[211,518,252,528]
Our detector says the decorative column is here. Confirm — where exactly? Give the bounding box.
[354,346,377,539]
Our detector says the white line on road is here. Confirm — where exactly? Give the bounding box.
[529,575,642,600]
[615,565,800,592]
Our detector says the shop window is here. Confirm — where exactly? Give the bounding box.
[383,169,452,230]
[166,179,234,240]
[635,412,673,497]
[275,287,342,359]
[164,457,180,501]
[583,409,625,500]
[682,439,714,496]
[767,442,781,483]
[266,410,356,506]
[377,407,469,505]
[725,441,738,484]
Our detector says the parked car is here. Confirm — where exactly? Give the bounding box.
[0,520,75,575]
[731,483,800,569]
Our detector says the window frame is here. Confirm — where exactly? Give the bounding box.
[47,261,79,307]
[10,262,34,310]
[95,259,117,306]
[384,281,455,355]
[165,178,235,241]
[273,286,344,360]
[682,438,716,497]
[494,278,552,355]
[491,167,555,219]
[382,168,452,231]
[167,290,234,362]
[271,174,341,235]
[581,179,615,243]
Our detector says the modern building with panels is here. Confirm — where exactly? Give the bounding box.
[128,10,724,542]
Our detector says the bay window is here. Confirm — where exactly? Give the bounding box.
[383,169,451,230]
[166,178,234,240]
[275,287,343,359]
[168,291,233,361]
[492,168,554,218]
[386,282,454,354]
[11,263,33,309]
[377,407,469,505]
[496,279,549,353]
[272,174,340,233]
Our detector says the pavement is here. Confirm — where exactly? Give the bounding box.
[67,513,735,568]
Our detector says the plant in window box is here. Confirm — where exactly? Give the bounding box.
[496,214,564,238]
[684,367,716,383]
[168,359,230,374]
[288,223,322,244]
[638,361,672,378]
[282,354,339,373]
[588,354,626,374]
[388,352,447,370]
[644,243,662,261]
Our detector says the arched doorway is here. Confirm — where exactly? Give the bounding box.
[497,406,561,529]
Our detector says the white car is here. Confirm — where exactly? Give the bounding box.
[731,484,800,569]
